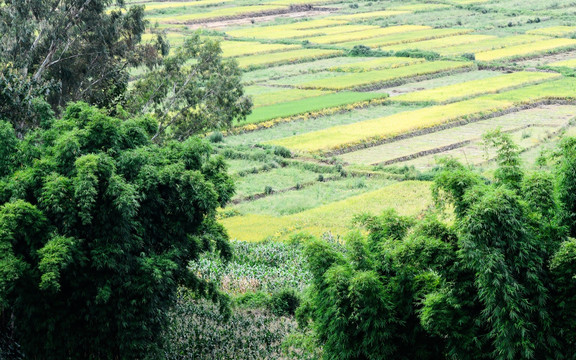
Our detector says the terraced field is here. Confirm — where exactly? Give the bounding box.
[132,0,576,242]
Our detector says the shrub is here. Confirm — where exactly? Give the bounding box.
[274,145,292,158]
[208,131,224,143]
[349,45,373,57]
[269,288,301,316]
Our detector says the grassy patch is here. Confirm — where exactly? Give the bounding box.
[221,41,300,57]
[222,181,432,241]
[240,91,389,124]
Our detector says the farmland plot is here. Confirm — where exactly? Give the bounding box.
[392,71,561,104]
[222,181,431,241]
[150,5,288,24]
[220,41,300,57]
[475,38,576,61]
[240,91,389,125]
[305,25,430,44]
[236,49,343,69]
[298,61,474,90]
[339,105,576,165]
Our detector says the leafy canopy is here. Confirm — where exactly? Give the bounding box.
[300,132,576,360]
[0,102,234,359]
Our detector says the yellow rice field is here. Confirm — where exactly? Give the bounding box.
[236,48,343,69]
[306,25,431,44]
[220,41,300,57]
[475,38,576,61]
[393,71,561,103]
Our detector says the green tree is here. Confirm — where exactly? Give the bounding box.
[0,102,233,359]
[127,35,252,141]
[557,137,576,237]
[0,0,155,109]
[301,136,576,359]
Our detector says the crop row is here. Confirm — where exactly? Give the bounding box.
[266,0,336,5]
[389,3,451,11]
[270,78,576,154]
[150,5,287,24]
[384,34,496,53]
[338,105,576,165]
[437,34,547,56]
[327,10,411,21]
[240,91,389,125]
[298,60,474,90]
[328,56,425,72]
[475,38,576,61]
[247,87,331,108]
[306,25,430,45]
[338,28,473,49]
[527,26,576,37]
[236,48,343,69]
[226,23,374,40]
[140,0,233,12]
[392,71,561,103]
[221,181,432,242]
[549,59,576,68]
[220,41,299,58]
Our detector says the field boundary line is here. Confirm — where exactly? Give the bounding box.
[370,124,539,167]
[321,99,576,157]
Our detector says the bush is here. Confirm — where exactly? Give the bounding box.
[208,131,224,143]
[349,45,373,57]
[274,145,292,158]
[269,288,301,316]
[236,291,271,308]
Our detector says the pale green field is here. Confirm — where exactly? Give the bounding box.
[150,4,287,23]
[247,87,331,108]
[328,57,425,72]
[221,41,300,57]
[232,167,329,200]
[222,181,432,241]
[298,61,474,90]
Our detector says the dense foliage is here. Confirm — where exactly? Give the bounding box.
[0,1,250,139]
[299,132,576,360]
[128,35,252,141]
[0,103,234,359]
[0,0,150,110]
